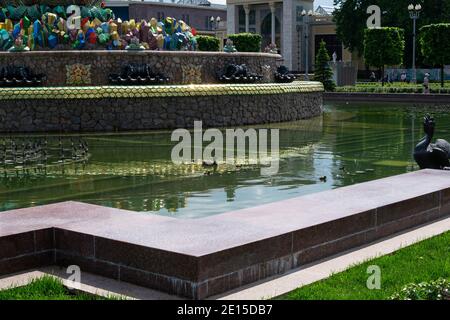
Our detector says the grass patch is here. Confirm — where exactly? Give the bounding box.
[0,275,115,300]
[278,231,450,300]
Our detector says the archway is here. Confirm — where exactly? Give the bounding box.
[260,13,281,50]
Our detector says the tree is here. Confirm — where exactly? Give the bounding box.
[419,23,450,87]
[363,27,404,85]
[333,0,450,67]
[333,0,368,55]
[314,40,335,91]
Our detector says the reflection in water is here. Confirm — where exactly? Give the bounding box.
[0,103,436,218]
[0,137,89,178]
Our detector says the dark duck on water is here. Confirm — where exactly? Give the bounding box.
[413,115,450,170]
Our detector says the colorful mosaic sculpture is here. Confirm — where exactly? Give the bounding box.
[0,1,198,51]
[264,43,278,54]
[223,39,237,53]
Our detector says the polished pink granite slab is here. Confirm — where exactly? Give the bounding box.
[1,169,450,298]
[2,169,449,255]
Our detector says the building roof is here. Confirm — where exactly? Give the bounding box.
[178,0,211,5]
[315,5,335,16]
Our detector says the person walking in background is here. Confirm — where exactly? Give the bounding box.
[423,73,430,94]
[401,72,407,82]
[370,71,376,82]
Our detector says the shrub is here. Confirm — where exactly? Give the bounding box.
[314,40,335,91]
[227,33,262,52]
[196,35,220,52]
[334,81,450,94]
[390,278,450,300]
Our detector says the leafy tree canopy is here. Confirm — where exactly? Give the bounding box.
[333,0,450,67]
[363,27,405,69]
[419,23,450,86]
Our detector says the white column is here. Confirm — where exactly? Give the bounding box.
[270,2,276,45]
[244,4,250,33]
[226,4,236,35]
[282,0,293,70]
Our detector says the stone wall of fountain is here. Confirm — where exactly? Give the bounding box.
[0,51,281,86]
[0,82,323,132]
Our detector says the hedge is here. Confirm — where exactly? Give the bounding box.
[335,86,450,94]
[196,35,220,52]
[227,33,262,52]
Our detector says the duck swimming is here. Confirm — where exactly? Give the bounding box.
[202,159,218,169]
[413,115,450,170]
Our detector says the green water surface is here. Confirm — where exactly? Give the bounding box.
[0,103,445,218]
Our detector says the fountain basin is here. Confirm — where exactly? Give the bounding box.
[0,81,323,132]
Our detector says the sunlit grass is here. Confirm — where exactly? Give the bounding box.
[0,275,117,300]
[278,231,450,300]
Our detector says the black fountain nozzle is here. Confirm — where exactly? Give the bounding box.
[275,65,296,83]
[0,65,46,87]
[218,63,263,84]
[109,63,170,86]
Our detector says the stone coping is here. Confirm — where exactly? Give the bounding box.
[1,169,449,299]
[0,50,282,59]
[0,81,323,100]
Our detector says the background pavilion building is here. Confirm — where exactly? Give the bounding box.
[226,0,354,72]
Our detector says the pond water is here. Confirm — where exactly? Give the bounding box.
[1,102,446,218]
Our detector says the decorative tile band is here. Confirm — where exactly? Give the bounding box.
[0,81,324,101]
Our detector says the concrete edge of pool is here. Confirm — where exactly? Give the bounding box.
[1,169,450,299]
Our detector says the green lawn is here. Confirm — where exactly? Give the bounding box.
[0,275,115,300]
[279,231,450,300]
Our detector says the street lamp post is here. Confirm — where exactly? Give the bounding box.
[210,16,221,32]
[408,3,422,84]
[301,9,313,81]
